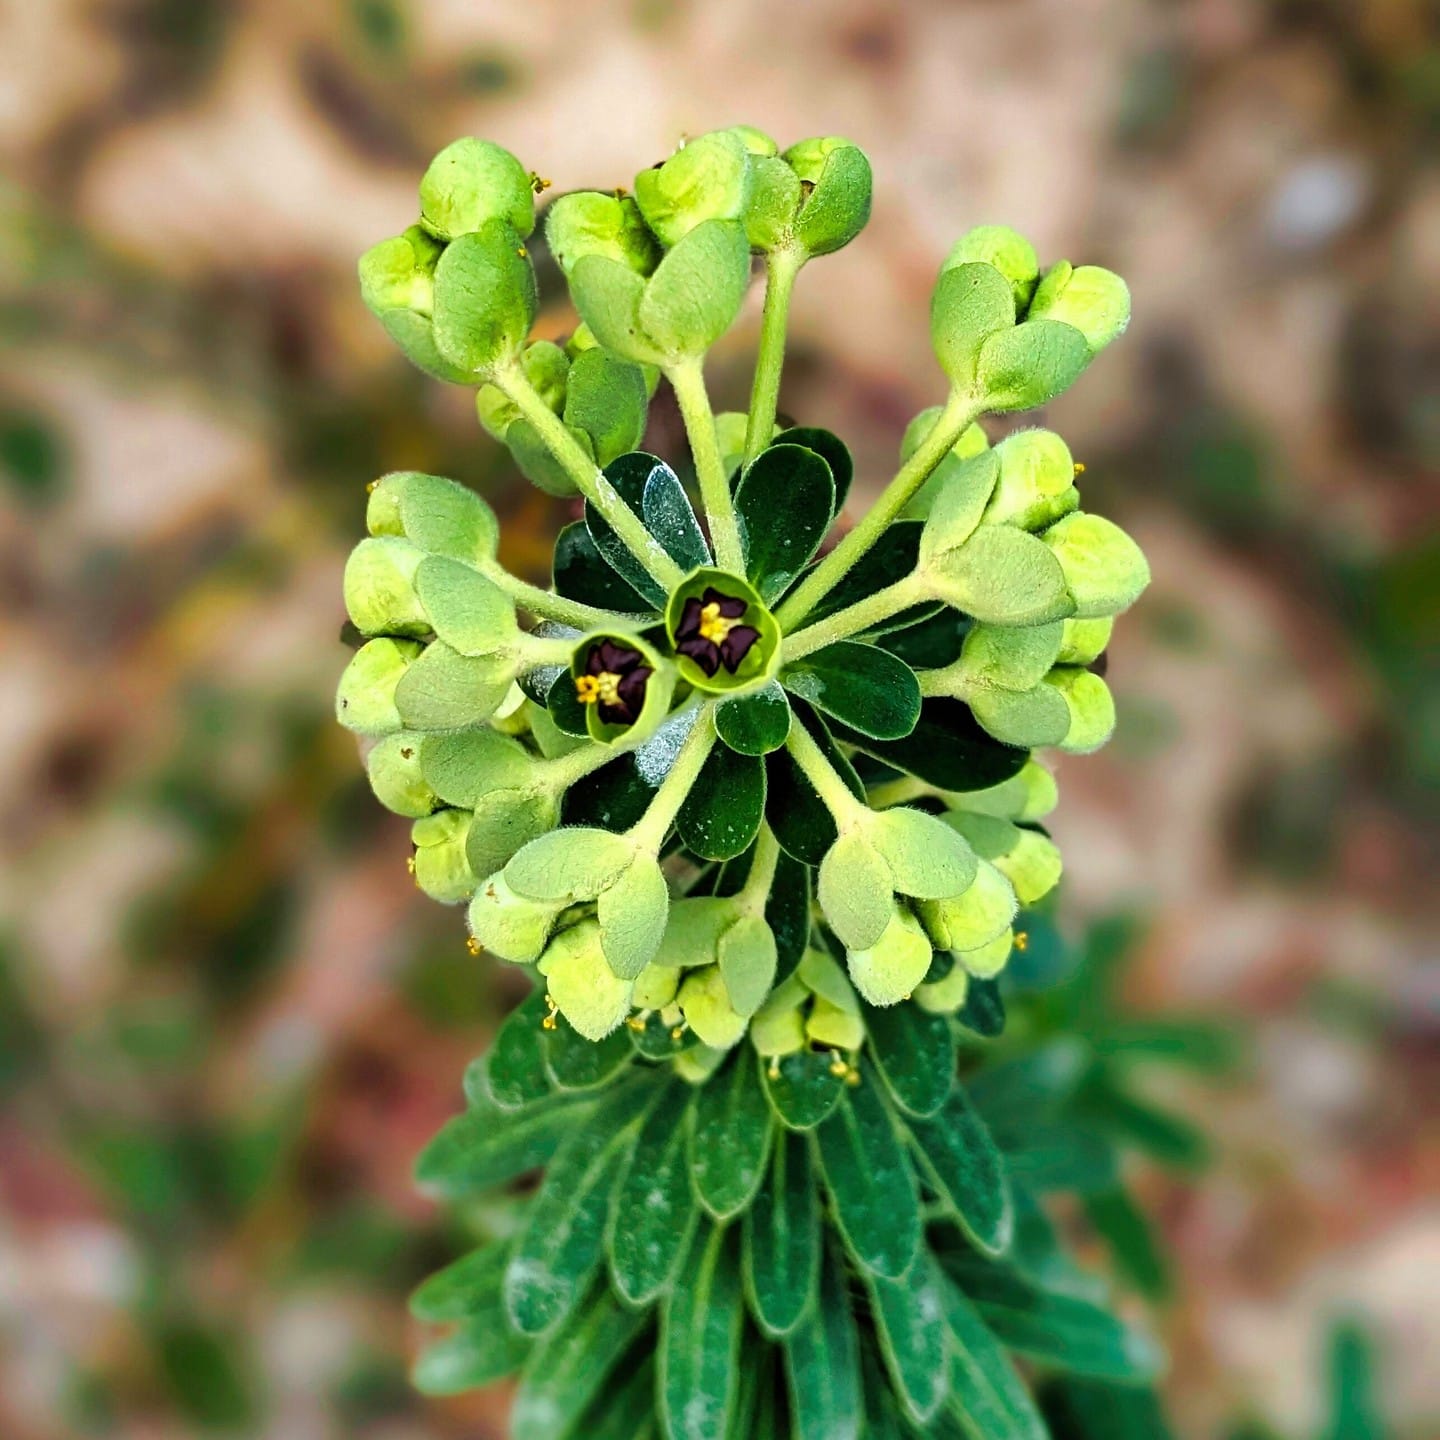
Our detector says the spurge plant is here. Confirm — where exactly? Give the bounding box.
[339,126,1163,1439]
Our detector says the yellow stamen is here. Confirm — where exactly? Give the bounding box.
[828,1052,848,1078]
[1013,931,1029,952]
[768,1058,781,1080]
[542,995,558,1031]
[405,855,416,874]
[365,479,378,493]
[465,937,481,956]
[698,601,738,645]
[625,1015,646,1032]
[1073,462,1086,475]
[575,671,624,707]
[845,1066,862,1087]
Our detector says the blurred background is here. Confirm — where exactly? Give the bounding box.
[1,1,1436,1436]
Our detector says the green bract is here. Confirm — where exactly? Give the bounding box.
[345,129,1163,1440]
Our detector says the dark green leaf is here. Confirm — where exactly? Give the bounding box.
[866,1249,951,1422]
[879,607,971,669]
[547,669,591,738]
[736,444,834,601]
[505,1081,649,1335]
[908,1086,1012,1257]
[553,520,654,614]
[796,520,929,631]
[1084,1188,1171,1302]
[957,977,1006,1037]
[483,988,554,1110]
[1091,1020,1242,1075]
[1077,1075,1210,1170]
[942,1279,1049,1440]
[997,1123,1119,1196]
[766,851,811,986]
[782,642,921,740]
[944,1258,1164,1383]
[715,682,792,756]
[764,704,865,864]
[774,426,853,515]
[512,1281,650,1440]
[410,1241,509,1323]
[543,1015,635,1092]
[743,1131,819,1338]
[661,1224,745,1440]
[832,697,1029,791]
[561,746,665,832]
[761,1049,844,1131]
[967,1043,1089,1130]
[690,1049,774,1220]
[1040,1378,1176,1440]
[644,458,711,571]
[609,1080,698,1305]
[815,1070,920,1278]
[678,745,766,861]
[865,1001,956,1118]
[586,453,673,607]
[577,1355,661,1440]
[415,1092,587,1197]
[412,1309,530,1395]
[1006,1181,1105,1298]
[784,1243,862,1440]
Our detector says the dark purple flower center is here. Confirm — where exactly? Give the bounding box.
[575,639,652,725]
[674,587,761,678]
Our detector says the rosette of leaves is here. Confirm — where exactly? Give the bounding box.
[342,129,1167,1437]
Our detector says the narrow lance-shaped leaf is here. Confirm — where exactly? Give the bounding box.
[866,1248,952,1423]
[743,1131,820,1338]
[690,1047,774,1221]
[784,1241,862,1440]
[907,1085,1014,1257]
[661,1224,746,1440]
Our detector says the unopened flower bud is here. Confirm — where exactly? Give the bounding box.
[749,975,808,1058]
[344,536,428,636]
[983,429,1080,532]
[411,809,477,903]
[782,137,872,257]
[336,637,424,736]
[1041,512,1150,618]
[366,470,500,566]
[1056,616,1113,666]
[538,920,635,1040]
[847,906,933,1007]
[544,191,660,276]
[429,221,538,377]
[365,732,437,817]
[916,860,1017,954]
[1043,667,1116,754]
[634,130,753,247]
[676,965,748,1050]
[468,872,564,963]
[419,137,535,241]
[943,225,1040,311]
[358,227,473,384]
[1027,261,1131,356]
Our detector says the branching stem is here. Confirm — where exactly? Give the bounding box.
[668,359,746,574]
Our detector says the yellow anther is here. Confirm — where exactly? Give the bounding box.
[768,1058,781,1079]
[1073,462,1086,475]
[529,173,552,194]
[626,1016,646,1032]
[405,855,416,874]
[845,1066,862,1087]
[670,1025,686,1040]
[542,995,559,1031]
[465,937,481,956]
[697,601,737,645]
[365,480,378,493]
[1013,931,1029,952]
[575,672,622,708]
[516,246,528,258]
[829,1053,849,1078]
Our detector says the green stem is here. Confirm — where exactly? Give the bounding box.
[864,775,931,810]
[737,823,782,913]
[780,573,927,662]
[629,704,717,852]
[668,358,746,574]
[915,663,966,699]
[494,362,684,593]
[741,246,804,469]
[773,390,978,632]
[783,719,867,831]
[481,562,647,633]
[517,635,580,670]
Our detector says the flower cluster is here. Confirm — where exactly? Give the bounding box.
[339,124,1146,1070]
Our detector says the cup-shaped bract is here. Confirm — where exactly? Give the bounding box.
[429,221,538,377]
[366,470,500,566]
[545,190,660,277]
[982,429,1080,532]
[537,919,636,1040]
[411,808,477,903]
[783,136,873,257]
[344,536,428,637]
[943,224,1040,311]
[665,569,780,696]
[476,340,570,441]
[1043,667,1117,754]
[634,130,753,247]
[569,631,675,744]
[365,731,438,818]
[358,225,475,384]
[418,136,535,242]
[1028,261,1131,356]
[846,905,933,1007]
[1041,512,1151,618]
[336,637,424,736]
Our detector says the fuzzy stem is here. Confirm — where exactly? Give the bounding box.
[864,775,932,810]
[738,823,782,913]
[773,390,978,631]
[481,561,648,632]
[780,572,927,662]
[668,358,746,574]
[628,705,718,852]
[494,362,685,593]
[741,246,804,469]
[783,718,867,831]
